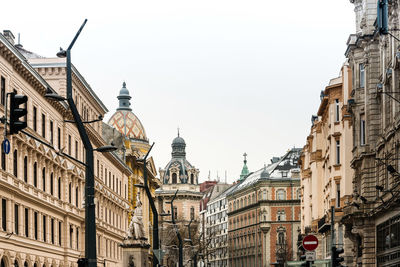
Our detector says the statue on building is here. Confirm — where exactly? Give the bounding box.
[126,192,146,241]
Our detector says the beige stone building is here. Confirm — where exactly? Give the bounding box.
[0,31,131,267]
[156,134,203,266]
[343,1,400,266]
[299,64,353,265]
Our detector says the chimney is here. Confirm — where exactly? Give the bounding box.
[3,30,15,45]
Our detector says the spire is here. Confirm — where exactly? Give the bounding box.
[239,152,249,181]
[171,133,186,158]
[117,81,132,111]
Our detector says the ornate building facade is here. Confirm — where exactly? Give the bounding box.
[106,82,160,264]
[156,134,202,266]
[0,31,131,267]
[227,149,301,267]
[299,64,354,265]
[343,1,400,266]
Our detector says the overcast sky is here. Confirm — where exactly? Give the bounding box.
[1,1,355,183]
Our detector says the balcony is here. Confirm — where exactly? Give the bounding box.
[318,215,330,233]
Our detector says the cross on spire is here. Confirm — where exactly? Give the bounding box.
[177,127,180,137]
[243,152,247,163]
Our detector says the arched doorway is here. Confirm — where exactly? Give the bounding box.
[1,258,7,267]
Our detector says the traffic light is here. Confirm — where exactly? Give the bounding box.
[377,0,388,34]
[300,255,307,267]
[332,246,345,267]
[9,92,28,134]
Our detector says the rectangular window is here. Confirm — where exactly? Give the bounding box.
[24,156,28,182]
[34,212,38,240]
[50,173,54,195]
[75,140,78,159]
[58,127,61,150]
[335,99,340,122]
[50,121,54,145]
[336,140,340,165]
[2,199,6,231]
[43,215,46,242]
[58,177,61,200]
[69,183,72,203]
[42,168,46,192]
[42,114,46,137]
[336,183,341,208]
[97,160,99,177]
[70,225,73,248]
[359,63,365,88]
[68,135,71,155]
[33,162,37,187]
[51,218,54,244]
[76,228,79,250]
[360,114,366,145]
[24,208,28,237]
[58,221,62,246]
[1,145,6,171]
[13,149,18,177]
[1,76,5,106]
[75,186,79,207]
[14,204,19,235]
[33,107,37,132]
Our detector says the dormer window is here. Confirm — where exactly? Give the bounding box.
[172,173,177,184]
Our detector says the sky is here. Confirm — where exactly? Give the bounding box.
[1,0,355,183]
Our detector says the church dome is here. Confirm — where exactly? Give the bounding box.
[107,82,148,141]
[159,133,199,185]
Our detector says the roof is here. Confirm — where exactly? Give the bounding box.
[228,148,302,196]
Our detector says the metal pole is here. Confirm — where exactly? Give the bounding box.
[141,143,160,267]
[65,19,96,267]
[170,190,183,267]
[331,206,335,267]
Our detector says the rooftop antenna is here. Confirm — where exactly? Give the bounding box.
[208,170,210,180]
[18,33,20,45]
[217,171,219,182]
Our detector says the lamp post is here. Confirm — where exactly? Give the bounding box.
[169,190,183,267]
[49,19,116,267]
[136,143,160,267]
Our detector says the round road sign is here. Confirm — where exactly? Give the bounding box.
[2,139,10,155]
[303,235,318,251]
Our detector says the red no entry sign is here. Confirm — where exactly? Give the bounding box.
[303,235,318,251]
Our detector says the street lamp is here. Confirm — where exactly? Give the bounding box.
[46,19,99,267]
[169,190,183,267]
[136,143,161,267]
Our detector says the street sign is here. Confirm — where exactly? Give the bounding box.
[2,139,10,154]
[305,250,316,261]
[303,235,319,251]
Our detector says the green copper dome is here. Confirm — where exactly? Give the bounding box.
[239,153,249,181]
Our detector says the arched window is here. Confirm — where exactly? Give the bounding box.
[190,174,194,184]
[33,162,37,187]
[24,262,28,267]
[278,232,285,245]
[297,188,301,199]
[13,149,18,177]
[172,173,177,183]
[263,190,267,200]
[240,199,243,208]
[14,260,19,267]
[276,189,286,200]
[23,156,28,182]
[42,167,46,192]
[190,206,195,220]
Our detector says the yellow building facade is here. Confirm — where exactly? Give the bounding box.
[106,82,161,264]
